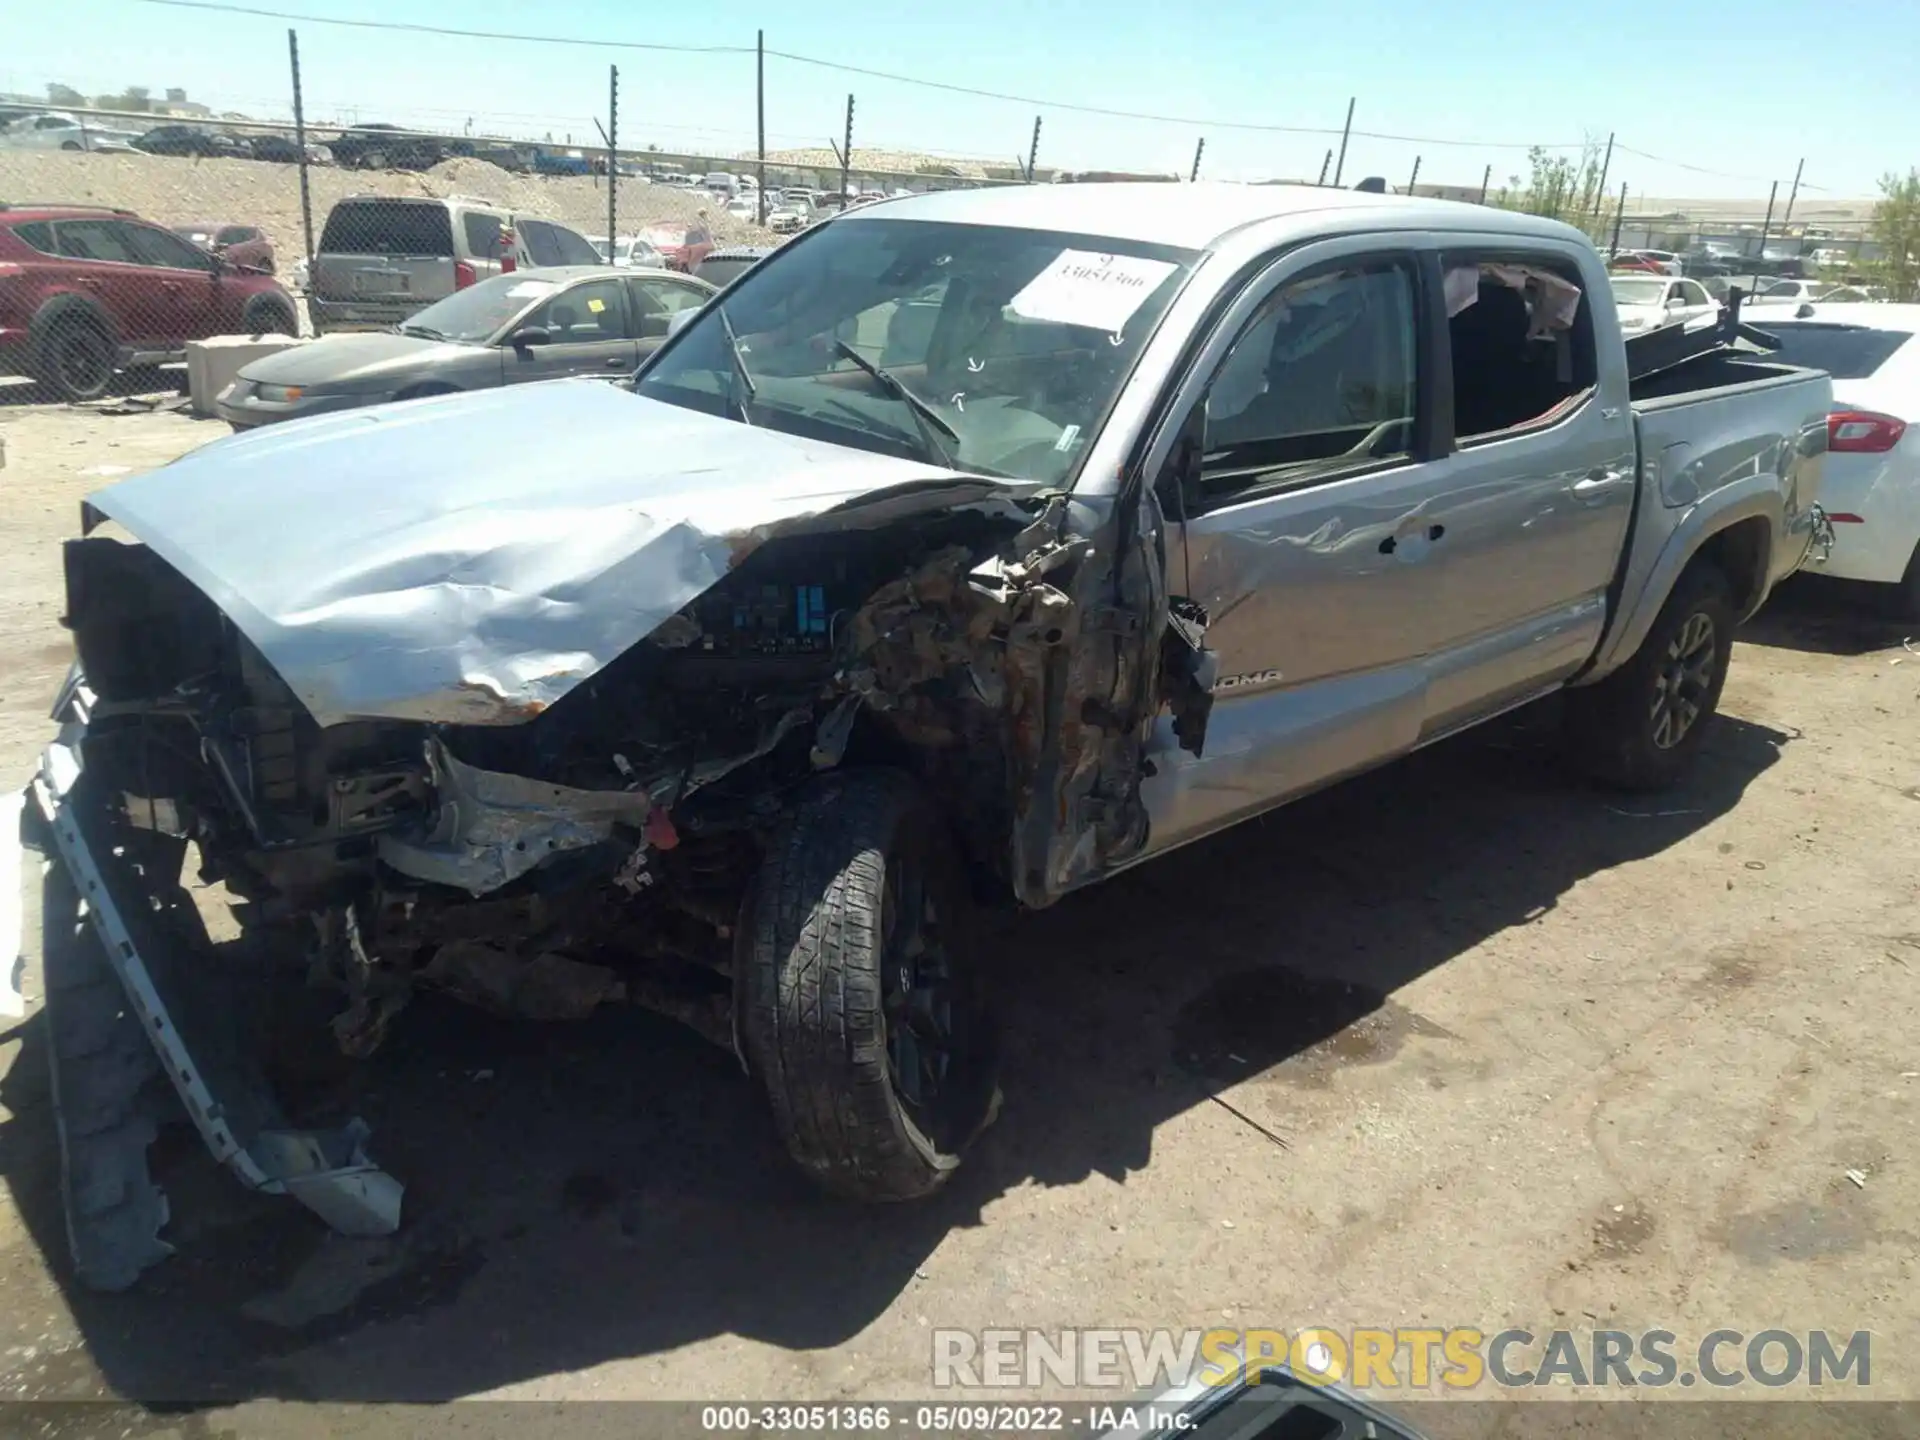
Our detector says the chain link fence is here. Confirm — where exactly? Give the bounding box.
[0,26,1889,406]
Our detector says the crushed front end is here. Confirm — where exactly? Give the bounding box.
[28,471,1193,1286]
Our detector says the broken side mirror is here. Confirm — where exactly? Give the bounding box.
[508,325,552,350]
[666,307,701,338]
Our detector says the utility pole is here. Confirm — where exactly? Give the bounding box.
[1404,155,1421,196]
[607,66,618,248]
[1754,178,1780,270]
[755,32,767,225]
[1332,97,1355,186]
[1025,115,1041,183]
[1478,163,1492,206]
[288,28,314,265]
[841,93,854,201]
[1781,156,1805,232]
[1190,137,1205,182]
[1610,181,1628,257]
[1590,131,1615,227]
[1316,149,1331,186]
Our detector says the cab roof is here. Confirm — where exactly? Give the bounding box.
[839,181,1584,253]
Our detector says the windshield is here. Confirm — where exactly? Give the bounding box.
[635,217,1199,484]
[402,273,558,342]
[1611,278,1667,304]
[1751,323,1912,379]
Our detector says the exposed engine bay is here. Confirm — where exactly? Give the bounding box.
[59,496,1194,1058]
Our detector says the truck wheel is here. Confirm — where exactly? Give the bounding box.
[35,313,115,402]
[744,768,998,1202]
[1565,563,1736,791]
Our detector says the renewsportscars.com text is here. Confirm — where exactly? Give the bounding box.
[932,1326,1872,1391]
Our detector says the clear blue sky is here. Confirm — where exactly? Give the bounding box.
[4,0,1915,200]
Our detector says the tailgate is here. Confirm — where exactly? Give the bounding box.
[313,253,454,305]
[313,199,457,305]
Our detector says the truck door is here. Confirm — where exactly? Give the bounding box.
[1135,245,1455,858]
[1410,245,1637,735]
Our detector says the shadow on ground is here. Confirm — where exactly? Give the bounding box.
[1740,573,1915,657]
[0,702,1791,1405]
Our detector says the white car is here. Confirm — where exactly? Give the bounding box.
[1758,304,1920,614]
[1611,274,1718,334]
[766,202,813,235]
[0,111,139,152]
[1747,278,1828,306]
[585,234,667,268]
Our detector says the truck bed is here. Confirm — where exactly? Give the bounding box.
[1594,351,1832,681]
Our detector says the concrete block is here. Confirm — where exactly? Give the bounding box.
[187,334,311,419]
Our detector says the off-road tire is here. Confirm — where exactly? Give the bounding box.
[744,768,997,1202]
[1566,562,1736,791]
[240,296,296,337]
[34,312,115,402]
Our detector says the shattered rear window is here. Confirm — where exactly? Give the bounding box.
[320,200,455,257]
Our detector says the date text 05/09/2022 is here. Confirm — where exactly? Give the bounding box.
[698,1403,1189,1434]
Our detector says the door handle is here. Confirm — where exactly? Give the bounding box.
[1573,468,1631,494]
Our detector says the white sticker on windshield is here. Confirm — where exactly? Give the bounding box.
[507,281,556,297]
[1009,250,1177,333]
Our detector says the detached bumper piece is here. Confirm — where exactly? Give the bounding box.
[28,718,402,1291]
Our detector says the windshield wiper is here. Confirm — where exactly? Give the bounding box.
[397,322,448,341]
[831,339,958,467]
[715,303,757,425]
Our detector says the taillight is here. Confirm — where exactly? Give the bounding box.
[454,260,476,289]
[1828,410,1907,453]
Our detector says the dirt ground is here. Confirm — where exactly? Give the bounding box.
[0,398,1916,1436]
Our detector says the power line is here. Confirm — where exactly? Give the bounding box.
[1614,144,1772,185]
[124,0,1583,150]
[117,0,1827,183]
[765,49,1584,148]
[127,0,753,52]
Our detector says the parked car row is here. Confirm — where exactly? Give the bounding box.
[0,111,142,153]
[0,113,334,164]
[0,187,665,399]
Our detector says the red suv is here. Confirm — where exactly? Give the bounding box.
[0,203,298,400]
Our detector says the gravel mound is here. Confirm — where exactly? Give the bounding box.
[0,150,778,262]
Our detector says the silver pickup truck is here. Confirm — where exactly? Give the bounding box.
[13,184,1832,1288]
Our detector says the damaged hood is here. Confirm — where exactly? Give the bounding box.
[88,380,1027,727]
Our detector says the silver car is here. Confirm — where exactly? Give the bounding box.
[218,265,714,428]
